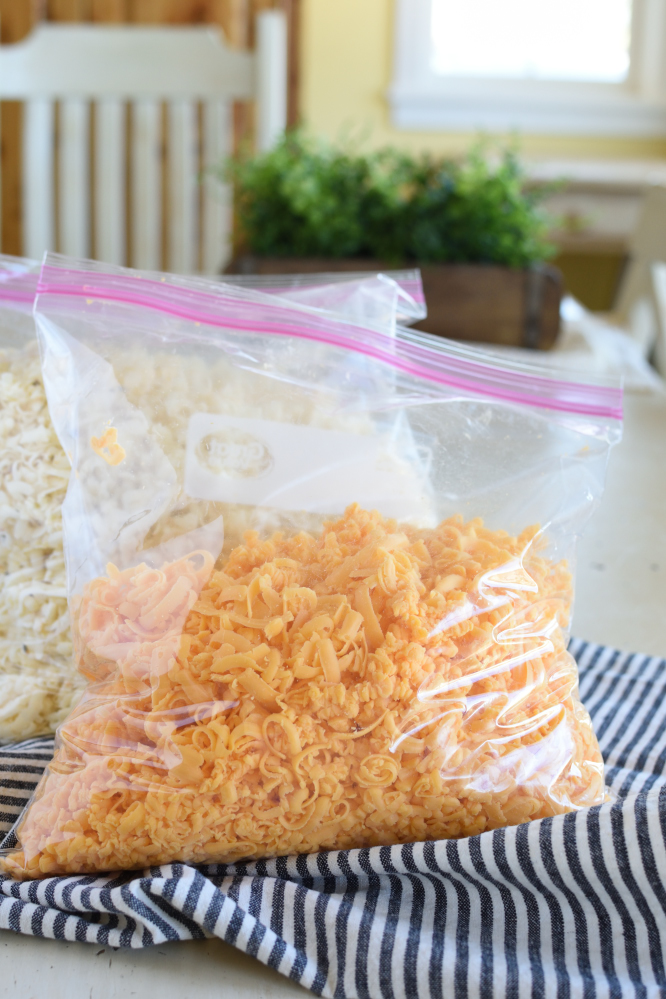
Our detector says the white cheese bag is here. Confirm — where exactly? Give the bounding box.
[0,256,79,740]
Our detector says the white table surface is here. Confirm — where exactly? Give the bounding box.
[1,390,665,998]
[572,390,666,658]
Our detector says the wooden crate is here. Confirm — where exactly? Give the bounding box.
[226,256,563,349]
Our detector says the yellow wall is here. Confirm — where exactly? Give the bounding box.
[300,0,666,160]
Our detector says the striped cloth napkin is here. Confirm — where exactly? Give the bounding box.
[1,638,666,998]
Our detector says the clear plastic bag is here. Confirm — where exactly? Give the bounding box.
[1,253,622,878]
[224,268,426,329]
[0,262,413,742]
[0,256,82,740]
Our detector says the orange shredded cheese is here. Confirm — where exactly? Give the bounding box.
[1,504,605,880]
[90,426,125,466]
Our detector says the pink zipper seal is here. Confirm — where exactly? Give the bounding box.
[36,261,624,423]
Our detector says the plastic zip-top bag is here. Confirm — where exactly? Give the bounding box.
[0,256,82,740]
[0,261,414,742]
[1,254,622,878]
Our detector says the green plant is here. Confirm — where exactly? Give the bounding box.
[223,132,554,267]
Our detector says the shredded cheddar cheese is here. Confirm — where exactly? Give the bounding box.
[1,504,605,879]
[90,426,125,466]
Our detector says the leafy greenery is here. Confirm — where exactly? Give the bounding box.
[223,132,554,267]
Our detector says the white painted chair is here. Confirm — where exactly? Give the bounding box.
[0,15,287,274]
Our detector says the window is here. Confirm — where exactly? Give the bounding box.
[431,0,631,83]
[389,0,666,135]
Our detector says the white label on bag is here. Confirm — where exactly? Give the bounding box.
[184,412,433,520]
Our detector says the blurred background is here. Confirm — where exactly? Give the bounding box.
[2,0,666,372]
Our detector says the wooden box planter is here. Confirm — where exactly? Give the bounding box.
[226,256,563,350]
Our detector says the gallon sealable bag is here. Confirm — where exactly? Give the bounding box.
[0,260,413,742]
[0,256,82,740]
[2,254,622,878]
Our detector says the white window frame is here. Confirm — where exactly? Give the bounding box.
[389,0,666,136]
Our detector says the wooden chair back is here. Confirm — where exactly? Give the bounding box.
[0,15,287,274]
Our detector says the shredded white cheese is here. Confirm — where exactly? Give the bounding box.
[0,342,84,740]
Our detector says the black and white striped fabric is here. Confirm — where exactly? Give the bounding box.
[2,638,666,998]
